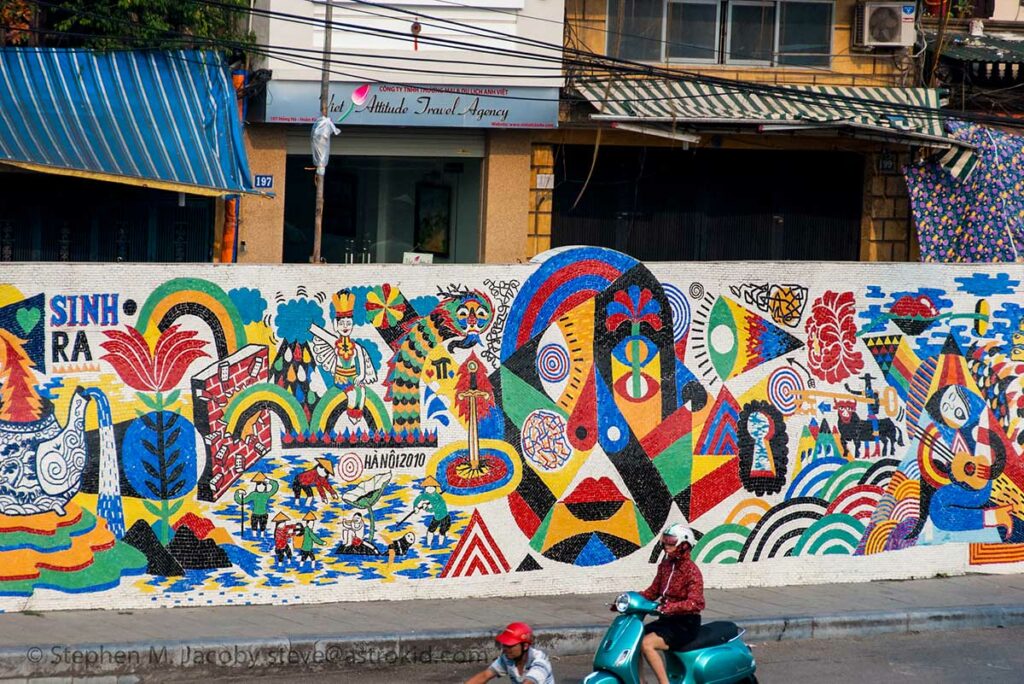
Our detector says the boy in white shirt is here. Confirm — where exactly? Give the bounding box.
[465,622,554,684]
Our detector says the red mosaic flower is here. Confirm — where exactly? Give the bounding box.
[100,324,209,392]
[805,291,864,384]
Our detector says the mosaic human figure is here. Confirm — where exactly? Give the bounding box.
[291,457,338,504]
[297,512,327,566]
[272,513,299,564]
[234,473,279,536]
[411,476,451,547]
[311,289,378,422]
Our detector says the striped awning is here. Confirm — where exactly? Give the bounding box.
[576,78,978,181]
[0,49,254,196]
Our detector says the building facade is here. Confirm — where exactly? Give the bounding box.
[239,0,565,265]
[0,49,253,264]
[238,0,982,265]
[526,0,955,263]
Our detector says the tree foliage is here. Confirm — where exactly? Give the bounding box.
[0,1,34,46]
[2,0,252,50]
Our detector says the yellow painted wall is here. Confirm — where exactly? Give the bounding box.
[552,3,917,263]
[238,125,287,263]
[482,131,533,264]
[528,145,555,257]
[568,0,910,86]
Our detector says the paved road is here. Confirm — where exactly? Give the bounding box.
[201,626,1024,683]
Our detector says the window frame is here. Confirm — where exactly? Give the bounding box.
[605,0,834,68]
[724,0,778,66]
[775,0,835,68]
[665,0,722,65]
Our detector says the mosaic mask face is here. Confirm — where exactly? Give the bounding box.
[498,250,676,566]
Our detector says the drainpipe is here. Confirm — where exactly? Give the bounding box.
[220,69,248,263]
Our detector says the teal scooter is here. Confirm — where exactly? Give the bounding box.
[583,592,757,684]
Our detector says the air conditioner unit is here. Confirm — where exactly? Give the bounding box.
[853,2,916,49]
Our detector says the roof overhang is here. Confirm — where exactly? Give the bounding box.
[0,49,259,197]
[924,30,1024,64]
[575,78,979,181]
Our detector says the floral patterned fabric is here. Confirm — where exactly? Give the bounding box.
[905,121,1024,262]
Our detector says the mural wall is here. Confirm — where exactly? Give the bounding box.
[2,249,1023,611]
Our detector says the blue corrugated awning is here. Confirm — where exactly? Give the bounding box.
[0,49,254,196]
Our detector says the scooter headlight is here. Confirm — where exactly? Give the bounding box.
[614,593,630,613]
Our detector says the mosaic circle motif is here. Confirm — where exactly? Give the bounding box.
[521,409,572,471]
[427,439,522,505]
[689,282,705,299]
[537,343,570,383]
[663,283,691,342]
[441,450,511,490]
[710,324,735,355]
[338,452,364,482]
[768,367,804,416]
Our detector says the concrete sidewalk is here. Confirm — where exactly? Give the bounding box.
[2,573,1024,681]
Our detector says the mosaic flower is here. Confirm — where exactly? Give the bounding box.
[100,324,209,393]
[805,290,864,384]
[605,285,663,333]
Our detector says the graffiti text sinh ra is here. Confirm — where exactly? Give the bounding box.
[49,294,119,326]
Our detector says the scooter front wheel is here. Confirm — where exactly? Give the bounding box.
[582,672,621,684]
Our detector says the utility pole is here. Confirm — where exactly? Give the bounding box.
[928,2,952,88]
[312,0,334,264]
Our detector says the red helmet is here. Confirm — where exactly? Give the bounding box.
[495,622,534,646]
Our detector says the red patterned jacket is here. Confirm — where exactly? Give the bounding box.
[640,547,705,615]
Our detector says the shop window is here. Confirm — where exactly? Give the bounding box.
[608,0,833,67]
[283,156,482,265]
[0,171,214,262]
[778,2,833,66]
[608,0,664,61]
[551,145,863,261]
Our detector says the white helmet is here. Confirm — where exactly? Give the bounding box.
[662,523,696,547]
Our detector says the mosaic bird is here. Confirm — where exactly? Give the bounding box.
[384,288,493,432]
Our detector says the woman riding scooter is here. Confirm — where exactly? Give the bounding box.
[639,523,704,684]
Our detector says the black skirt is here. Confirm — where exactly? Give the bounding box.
[644,613,702,651]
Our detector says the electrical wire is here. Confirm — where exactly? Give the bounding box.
[18,0,934,102]
[378,0,886,68]
[294,0,853,77]
[25,0,1024,130]
[206,0,1024,129]
[3,25,568,79]
[215,0,937,115]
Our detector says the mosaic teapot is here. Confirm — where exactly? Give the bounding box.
[0,387,94,516]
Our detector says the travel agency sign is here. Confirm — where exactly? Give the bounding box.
[264,81,558,128]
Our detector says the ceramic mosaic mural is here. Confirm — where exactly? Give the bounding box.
[2,249,1023,611]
